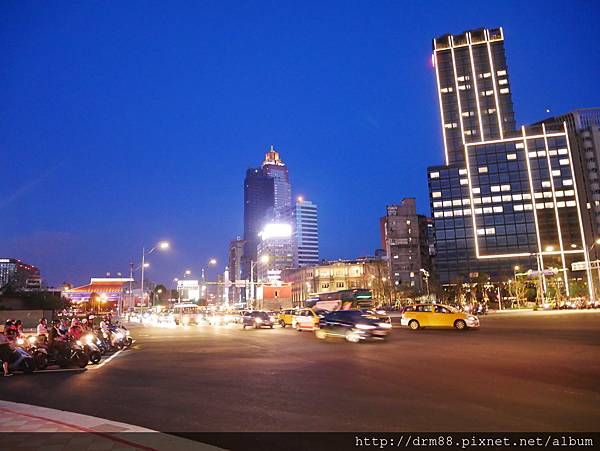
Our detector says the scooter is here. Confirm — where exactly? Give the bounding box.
[19,335,49,370]
[47,339,89,368]
[79,334,102,364]
[3,344,35,374]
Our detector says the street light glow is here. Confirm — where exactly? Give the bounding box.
[209,258,217,265]
[545,246,555,252]
[514,265,520,271]
[260,254,270,264]
[159,241,170,249]
[143,263,150,268]
[185,270,191,275]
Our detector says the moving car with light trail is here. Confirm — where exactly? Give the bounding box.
[400,304,479,330]
[292,308,322,331]
[315,310,392,342]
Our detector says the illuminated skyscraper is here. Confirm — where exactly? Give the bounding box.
[289,197,319,267]
[262,145,292,217]
[427,27,593,298]
[433,27,516,165]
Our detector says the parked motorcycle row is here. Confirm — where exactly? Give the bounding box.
[2,318,134,375]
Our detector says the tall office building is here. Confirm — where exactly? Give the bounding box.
[380,199,433,293]
[427,27,593,297]
[243,168,275,278]
[261,145,292,218]
[433,27,516,165]
[256,223,294,282]
[288,197,319,267]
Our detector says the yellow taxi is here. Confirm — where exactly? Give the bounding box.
[292,308,321,331]
[277,309,298,328]
[400,303,479,331]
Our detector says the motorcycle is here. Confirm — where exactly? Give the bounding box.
[47,338,89,368]
[4,343,35,374]
[111,324,133,348]
[79,333,102,364]
[19,335,49,370]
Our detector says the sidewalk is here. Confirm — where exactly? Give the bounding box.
[0,400,222,450]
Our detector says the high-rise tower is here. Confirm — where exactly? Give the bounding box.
[433,27,516,165]
[261,145,292,218]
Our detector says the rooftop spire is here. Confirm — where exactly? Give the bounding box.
[263,144,284,166]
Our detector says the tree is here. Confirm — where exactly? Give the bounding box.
[508,277,528,308]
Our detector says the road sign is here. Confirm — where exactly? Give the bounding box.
[571,260,600,271]
[529,269,558,277]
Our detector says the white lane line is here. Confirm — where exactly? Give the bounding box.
[34,368,87,374]
[87,349,124,370]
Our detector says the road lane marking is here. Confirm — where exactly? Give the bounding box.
[87,349,124,370]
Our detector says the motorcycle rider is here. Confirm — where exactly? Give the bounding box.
[68,319,83,341]
[14,320,24,337]
[4,320,17,342]
[37,318,48,335]
[48,319,67,357]
[0,328,13,377]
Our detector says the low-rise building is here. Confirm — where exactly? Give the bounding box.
[282,257,389,306]
[0,258,41,291]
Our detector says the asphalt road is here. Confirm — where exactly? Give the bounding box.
[3,311,600,432]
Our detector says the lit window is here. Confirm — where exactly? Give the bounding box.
[556,201,566,208]
[483,207,493,214]
[443,211,453,217]
[498,79,508,85]
[500,87,510,94]
[507,153,517,160]
[432,191,442,198]
[476,229,485,236]
[430,172,440,179]
[443,200,452,207]
[522,193,532,200]
[453,209,463,216]
[558,148,568,155]
[474,208,483,214]
[501,185,511,191]
[528,151,537,158]
[543,192,552,198]
[433,201,442,208]
[459,168,468,175]
[542,181,551,188]
[537,151,546,157]
[482,197,492,203]
[473,197,482,204]
[487,108,496,114]
[534,192,544,199]
[559,159,570,166]
[563,179,573,186]
[497,70,507,76]
[462,198,471,205]
[566,200,576,207]
[515,143,525,149]
[552,170,561,177]
[478,166,488,173]
[524,204,533,210]
[452,199,462,206]
[513,205,524,211]
[545,202,554,208]
[513,194,522,201]
[492,196,502,203]
[460,178,468,185]
[463,208,472,215]
[472,187,481,194]
[434,211,443,218]
[536,204,544,210]
[493,206,503,213]
[565,190,575,196]
[548,150,557,156]
[555,191,564,197]
[491,186,501,192]
[502,195,512,202]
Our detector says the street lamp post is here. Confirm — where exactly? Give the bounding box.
[248,255,269,310]
[140,241,169,315]
[420,269,430,299]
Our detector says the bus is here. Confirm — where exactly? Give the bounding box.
[305,289,373,312]
[170,303,203,325]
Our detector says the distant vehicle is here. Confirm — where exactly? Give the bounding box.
[315,310,392,342]
[171,303,202,325]
[292,308,322,332]
[277,308,297,328]
[400,304,480,330]
[241,311,275,329]
[305,289,374,312]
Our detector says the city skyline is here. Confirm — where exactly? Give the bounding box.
[1,2,599,286]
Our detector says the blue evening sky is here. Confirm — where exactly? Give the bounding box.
[1,1,599,286]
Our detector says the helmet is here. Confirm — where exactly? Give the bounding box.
[52,319,61,326]
[82,319,88,324]
[5,320,13,327]
[15,320,22,326]
[39,318,47,324]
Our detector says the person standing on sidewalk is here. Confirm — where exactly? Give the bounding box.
[0,329,13,377]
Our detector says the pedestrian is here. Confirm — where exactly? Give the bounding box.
[14,320,24,337]
[0,328,13,377]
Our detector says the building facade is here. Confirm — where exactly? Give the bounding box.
[0,258,41,290]
[428,27,594,297]
[288,197,319,267]
[227,237,245,303]
[261,145,292,217]
[380,198,433,294]
[282,257,389,306]
[256,223,294,282]
[242,167,274,279]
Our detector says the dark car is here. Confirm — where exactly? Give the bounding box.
[241,311,275,329]
[316,310,392,342]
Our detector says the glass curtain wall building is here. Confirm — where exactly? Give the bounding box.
[428,27,593,296]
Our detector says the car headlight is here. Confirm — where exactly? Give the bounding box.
[467,316,477,321]
[378,323,392,329]
[355,324,375,330]
[269,316,276,322]
[17,338,24,345]
[28,336,37,344]
[255,318,263,324]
